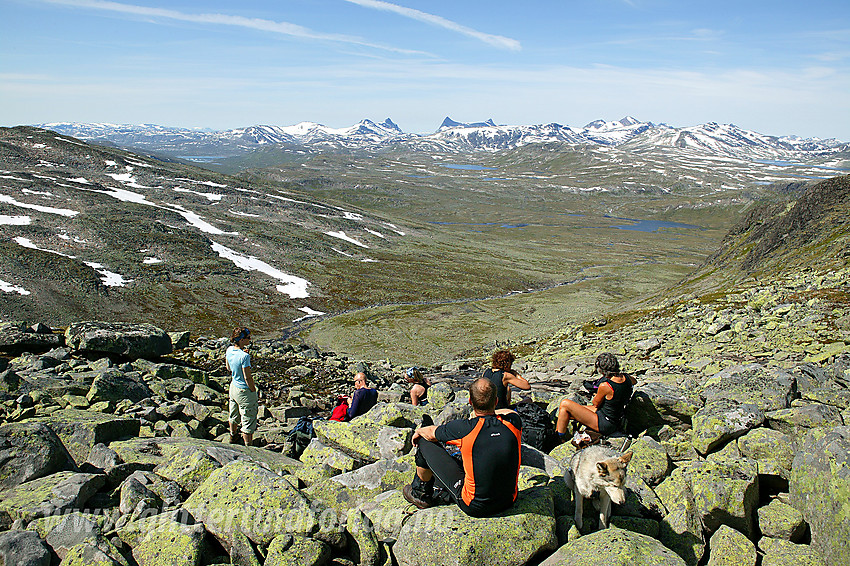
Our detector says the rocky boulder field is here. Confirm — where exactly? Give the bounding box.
[1,260,849,566]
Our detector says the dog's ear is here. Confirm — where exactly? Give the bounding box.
[596,461,609,476]
[620,451,633,465]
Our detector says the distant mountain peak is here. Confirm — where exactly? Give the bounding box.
[438,117,497,131]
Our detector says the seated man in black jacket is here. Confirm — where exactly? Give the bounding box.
[403,377,522,517]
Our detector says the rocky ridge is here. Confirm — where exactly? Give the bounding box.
[1,249,849,565]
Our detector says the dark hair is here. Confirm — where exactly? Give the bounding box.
[469,377,496,412]
[595,352,620,377]
[491,350,515,372]
[230,327,250,344]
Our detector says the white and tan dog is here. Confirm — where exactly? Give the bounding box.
[565,445,633,530]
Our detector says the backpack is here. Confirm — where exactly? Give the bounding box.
[285,415,315,459]
[329,401,348,422]
[515,400,558,453]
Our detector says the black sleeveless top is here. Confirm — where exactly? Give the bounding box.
[597,376,633,426]
[483,368,510,409]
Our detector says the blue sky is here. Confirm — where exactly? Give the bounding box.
[1,0,849,139]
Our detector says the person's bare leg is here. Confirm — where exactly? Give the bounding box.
[242,432,253,447]
[557,398,600,434]
[416,467,433,482]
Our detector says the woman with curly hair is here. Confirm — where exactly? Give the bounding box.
[482,349,530,409]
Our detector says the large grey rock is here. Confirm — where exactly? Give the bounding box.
[539,526,686,566]
[26,409,140,465]
[790,426,850,566]
[303,456,414,514]
[656,470,705,566]
[766,404,843,440]
[132,520,207,566]
[627,436,671,487]
[86,369,153,404]
[300,438,357,473]
[264,534,331,566]
[0,321,61,354]
[706,525,757,566]
[0,422,76,489]
[0,471,105,523]
[65,321,172,359]
[758,499,806,542]
[44,514,124,563]
[691,399,764,455]
[392,486,557,566]
[758,537,826,566]
[737,427,795,477]
[700,364,795,412]
[678,458,760,538]
[0,530,51,566]
[183,460,318,547]
[625,383,701,432]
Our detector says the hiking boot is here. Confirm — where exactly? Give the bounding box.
[403,484,433,509]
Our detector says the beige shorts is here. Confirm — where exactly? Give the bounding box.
[229,383,258,434]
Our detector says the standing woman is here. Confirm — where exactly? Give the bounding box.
[482,350,530,410]
[227,327,257,446]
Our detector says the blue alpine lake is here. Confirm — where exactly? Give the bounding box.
[440,164,496,171]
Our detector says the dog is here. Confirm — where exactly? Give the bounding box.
[564,445,633,530]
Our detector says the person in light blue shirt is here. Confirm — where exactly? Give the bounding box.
[227,327,257,446]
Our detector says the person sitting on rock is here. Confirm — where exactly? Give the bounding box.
[482,349,530,409]
[345,372,378,420]
[406,367,429,406]
[403,377,523,517]
[226,327,257,446]
[555,352,635,441]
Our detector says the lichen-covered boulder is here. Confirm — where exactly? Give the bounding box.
[303,456,414,514]
[86,369,153,404]
[656,471,705,566]
[313,420,412,461]
[626,436,671,487]
[0,471,105,522]
[699,364,795,412]
[706,525,756,566]
[680,459,760,537]
[43,514,124,563]
[346,508,381,566]
[153,446,220,493]
[433,402,471,426]
[539,526,686,566]
[357,490,416,543]
[790,426,850,566]
[183,460,318,547]
[765,404,843,440]
[0,422,76,489]
[355,402,427,428]
[691,399,764,455]
[737,427,795,477]
[299,438,357,473]
[132,520,208,566]
[425,382,454,412]
[65,321,172,359]
[758,499,806,542]
[26,409,140,465]
[0,321,61,354]
[758,537,826,566]
[625,383,701,432]
[0,529,51,566]
[58,541,126,566]
[392,486,557,566]
[264,534,331,566]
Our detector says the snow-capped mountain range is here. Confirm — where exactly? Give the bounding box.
[38,117,847,160]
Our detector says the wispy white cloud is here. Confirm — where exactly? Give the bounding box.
[341,0,521,51]
[40,0,428,55]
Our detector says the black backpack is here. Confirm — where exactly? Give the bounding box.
[285,416,315,459]
[514,400,558,453]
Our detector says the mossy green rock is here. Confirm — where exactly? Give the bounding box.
[737,427,795,474]
[699,364,794,412]
[625,383,701,432]
[346,508,381,566]
[26,409,140,465]
[153,447,219,492]
[539,526,686,566]
[357,490,417,542]
[627,436,672,487]
[691,399,764,455]
[758,499,805,541]
[59,542,124,566]
[706,525,756,566]
[656,470,705,566]
[424,382,454,412]
[86,369,153,405]
[790,426,850,566]
[759,537,826,566]
[392,486,557,566]
[0,471,104,522]
[183,460,318,547]
[682,459,759,537]
[303,456,413,514]
[264,534,331,566]
[132,521,207,566]
[27,511,112,538]
[765,404,843,440]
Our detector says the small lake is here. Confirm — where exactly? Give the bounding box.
[440,164,496,171]
[178,156,226,163]
[610,218,703,232]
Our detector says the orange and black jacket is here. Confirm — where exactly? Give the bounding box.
[435,412,522,515]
